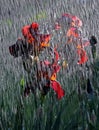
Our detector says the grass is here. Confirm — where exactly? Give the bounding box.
[0,57,99,130]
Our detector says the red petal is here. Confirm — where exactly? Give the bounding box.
[78,56,88,64]
[72,16,82,27]
[83,41,90,47]
[77,49,88,64]
[22,25,30,37]
[54,48,59,62]
[39,34,51,43]
[44,60,51,65]
[62,13,72,18]
[51,80,65,99]
[31,22,39,29]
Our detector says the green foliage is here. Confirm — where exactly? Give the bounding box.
[1,57,99,130]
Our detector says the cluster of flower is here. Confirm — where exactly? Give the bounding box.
[9,13,97,100]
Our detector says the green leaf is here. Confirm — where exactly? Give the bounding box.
[20,78,25,88]
[6,19,12,27]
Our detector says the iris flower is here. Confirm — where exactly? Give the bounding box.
[22,22,51,52]
[62,13,82,27]
[38,48,65,99]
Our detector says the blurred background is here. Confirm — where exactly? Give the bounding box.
[0,0,99,129]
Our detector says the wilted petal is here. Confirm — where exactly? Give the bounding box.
[52,64,61,73]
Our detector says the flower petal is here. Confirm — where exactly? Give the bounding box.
[77,49,88,64]
[50,73,57,81]
[51,80,65,99]
[54,48,60,62]
[52,64,61,73]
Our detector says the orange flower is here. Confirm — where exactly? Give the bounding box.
[40,42,50,47]
[22,25,35,44]
[50,73,57,81]
[67,27,79,38]
[62,13,82,27]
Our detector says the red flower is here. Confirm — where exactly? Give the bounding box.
[39,48,65,99]
[77,48,88,64]
[22,25,30,37]
[21,23,51,47]
[71,15,82,27]
[62,13,82,27]
[51,48,61,73]
[31,22,39,30]
[21,25,34,44]
[51,80,65,99]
